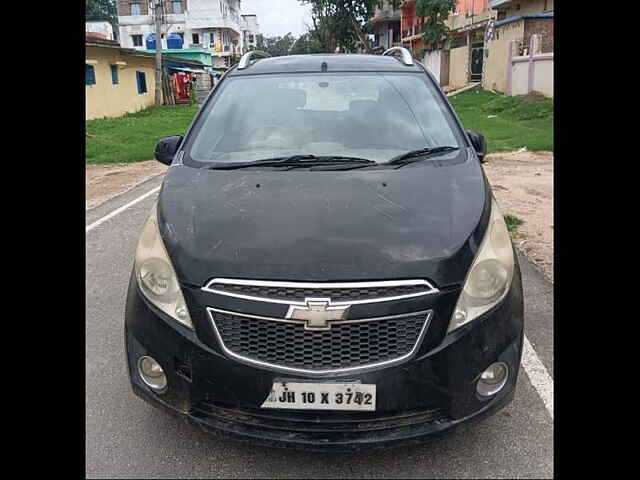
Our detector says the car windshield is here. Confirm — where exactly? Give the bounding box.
[185,72,462,165]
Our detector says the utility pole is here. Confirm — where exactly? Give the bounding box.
[153,0,163,105]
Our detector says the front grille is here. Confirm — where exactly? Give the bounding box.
[209,309,430,373]
[204,280,436,303]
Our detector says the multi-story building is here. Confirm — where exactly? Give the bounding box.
[483,0,554,94]
[400,0,494,87]
[367,0,401,52]
[400,0,492,56]
[116,0,245,68]
[240,14,260,52]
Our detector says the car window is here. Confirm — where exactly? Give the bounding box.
[186,73,462,165]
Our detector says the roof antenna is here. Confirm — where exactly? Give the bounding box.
[321,61,328,72]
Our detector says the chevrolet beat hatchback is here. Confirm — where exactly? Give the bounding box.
[125,48,524,450]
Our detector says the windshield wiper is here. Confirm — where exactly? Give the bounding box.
[208,154,376,170]
[386,146,460,166]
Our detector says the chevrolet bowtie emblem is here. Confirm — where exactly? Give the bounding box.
[285,298,350,330]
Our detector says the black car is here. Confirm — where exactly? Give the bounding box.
[125,48,524,450]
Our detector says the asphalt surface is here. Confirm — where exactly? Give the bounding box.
[86,174,554,478]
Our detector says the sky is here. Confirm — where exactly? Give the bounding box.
[241,0,313,38]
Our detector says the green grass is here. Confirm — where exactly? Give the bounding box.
[504,214,524,232]
[449,88,553,153]
[86,105,199,164]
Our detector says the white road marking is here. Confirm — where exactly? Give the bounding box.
[86,183,555,419]
[522,335,554,418]
[86,186,160,233]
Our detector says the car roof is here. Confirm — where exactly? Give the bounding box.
[227,54,424,76]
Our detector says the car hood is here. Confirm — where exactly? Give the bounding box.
[158,149,490,288]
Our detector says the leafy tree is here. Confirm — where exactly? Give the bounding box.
[290,32,325,54]
[416,0,456,51]
[300,1,401,54]
[86,0,119,40]
[256,33,298,57]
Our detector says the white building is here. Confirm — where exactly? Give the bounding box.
[240,14,260,52]
[116,0,246,68]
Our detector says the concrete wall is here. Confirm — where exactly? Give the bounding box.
[482,18,524,92]
[422,50,442,84]
[533,55,553,97]
[511,53,553,97]
[510,59,530,95]
[86,46,156,120]
[506,35,553,98]
[449,45,469,88]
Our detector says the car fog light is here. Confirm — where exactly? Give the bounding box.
[138,356,167,392]
[476,362,508,398]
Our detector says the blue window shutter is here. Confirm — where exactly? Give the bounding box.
[85,65,96,85]
[111,65,119,84]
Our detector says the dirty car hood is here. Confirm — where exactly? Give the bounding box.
[157,149,490,288]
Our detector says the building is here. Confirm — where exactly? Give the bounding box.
[479,0,553,96]
[400,0,493,86]
[86,37,157,120]
[116,0,244,69]
[491,0,554,20]
[86,21,115,41]
[240,14,260,52]
[366,0,401,52]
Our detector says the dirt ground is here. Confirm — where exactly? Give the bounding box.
[86,161,168,209]
[85,151,553,281]
[483,151,554,282]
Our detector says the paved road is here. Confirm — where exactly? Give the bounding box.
[86,174,554,479]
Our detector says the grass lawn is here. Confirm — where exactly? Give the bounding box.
[86,105,199,164]
[449,88,553,153]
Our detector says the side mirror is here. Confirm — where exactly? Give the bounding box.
[466,130,487,163]
[154,135,183,165]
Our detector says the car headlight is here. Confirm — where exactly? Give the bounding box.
[448,198,514,333]
[134,203,193,329]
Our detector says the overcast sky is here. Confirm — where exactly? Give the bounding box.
[242,0,313,38]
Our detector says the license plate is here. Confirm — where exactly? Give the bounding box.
[261,381,376,411]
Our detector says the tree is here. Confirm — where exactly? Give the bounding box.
[290,32,324,55]
[416,0,457,51]
[300,1,401,54]
[86,0,118,41]
[256,34,297,57]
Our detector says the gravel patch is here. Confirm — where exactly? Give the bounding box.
[86,161,168,209]
[483,151,554,282]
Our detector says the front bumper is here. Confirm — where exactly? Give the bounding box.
[125,267,524,451]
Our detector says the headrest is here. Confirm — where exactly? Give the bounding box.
[273,88,307,109]
[349,99,378,116]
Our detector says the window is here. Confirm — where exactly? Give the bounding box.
[192,33,200,44]
[136,71,147,94]
[85,64,96,85]
[132,34,143,47]
[110,65,119,84]
[172,1,182,14]
[187,73,462,165]
[249,34,254,43]
[131,3,141,16]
